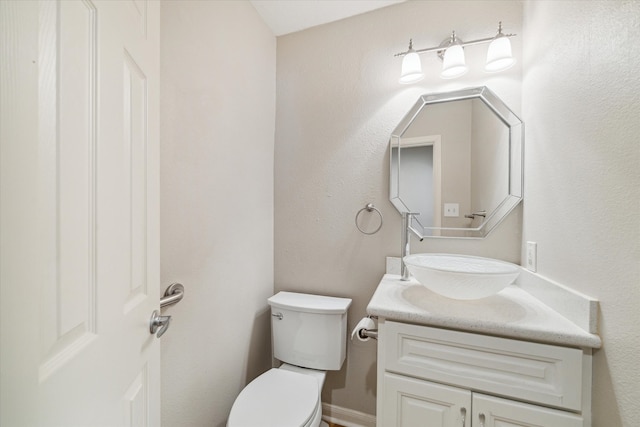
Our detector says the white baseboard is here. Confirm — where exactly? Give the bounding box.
[321,403,376,427]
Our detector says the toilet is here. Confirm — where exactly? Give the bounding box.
[227,291,352,427]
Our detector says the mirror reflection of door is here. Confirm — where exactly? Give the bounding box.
[390,136,442,230]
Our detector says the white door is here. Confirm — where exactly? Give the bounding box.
[382,373,471,427]
[1,1,161,425]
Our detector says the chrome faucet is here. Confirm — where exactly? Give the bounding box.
[401,212,425,280]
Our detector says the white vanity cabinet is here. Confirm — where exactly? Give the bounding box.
[377,320,592,427]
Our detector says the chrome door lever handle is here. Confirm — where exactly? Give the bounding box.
[160,283,184,308]
[150,310,172,338]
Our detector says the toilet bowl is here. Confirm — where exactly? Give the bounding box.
[227,292,351,427]
[227,364,326,427]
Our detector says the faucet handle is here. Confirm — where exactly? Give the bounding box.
[403,211,421,217]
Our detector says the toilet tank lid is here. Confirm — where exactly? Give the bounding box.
[268,292,352,314]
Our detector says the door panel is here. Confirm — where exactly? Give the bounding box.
[122,45,151,316]
[38,0,98,383]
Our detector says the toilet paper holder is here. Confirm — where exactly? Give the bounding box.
[358,315,378,340]
[359,327,378,340]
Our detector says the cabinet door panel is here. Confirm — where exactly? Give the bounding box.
[473,393,583,427]
[383,373,470,427]
[384,321,583,411]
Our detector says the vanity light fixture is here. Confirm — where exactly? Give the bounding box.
[485,22,516,72]
[439,32,468,79]
[399,39,425,84]
[395,22,516,84]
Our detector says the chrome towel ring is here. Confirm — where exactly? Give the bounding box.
[355,203,383,235]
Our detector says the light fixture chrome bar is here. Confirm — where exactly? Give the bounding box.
[394,33,516,57]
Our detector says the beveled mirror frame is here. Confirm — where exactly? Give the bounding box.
[390,86,523,238]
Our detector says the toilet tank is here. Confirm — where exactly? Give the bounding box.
[268,292,352,371]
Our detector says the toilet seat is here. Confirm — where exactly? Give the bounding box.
[227,368,320,427]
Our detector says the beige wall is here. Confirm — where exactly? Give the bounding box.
[522,1,640,425]
[275,1,523,415]
[159,2,275,426]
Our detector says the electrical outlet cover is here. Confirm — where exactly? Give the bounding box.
[444,203,459,217]
[526,241,537,272]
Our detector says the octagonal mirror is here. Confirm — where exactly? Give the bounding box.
[390,86,523,238]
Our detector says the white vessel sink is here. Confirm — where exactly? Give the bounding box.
[403,254,520,300]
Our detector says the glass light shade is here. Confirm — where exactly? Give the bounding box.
[485,36,516,72]
[399,51,424,84]
[440,45,468,79]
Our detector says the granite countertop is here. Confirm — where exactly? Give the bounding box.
[367,274,602,349]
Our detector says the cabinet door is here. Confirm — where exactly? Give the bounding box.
[383,373,471,427]
[473,393,584,427]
